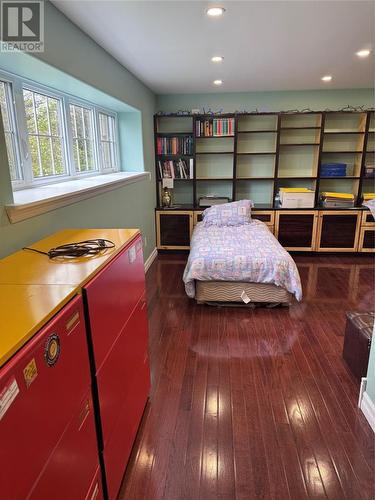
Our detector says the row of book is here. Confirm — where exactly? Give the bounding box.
[321,191,355,207]
[156,136,193,156]
[195,118,235,137]
[157,159,194,179]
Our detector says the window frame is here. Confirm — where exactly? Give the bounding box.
[0,69,121,191]
[0,76,23,185]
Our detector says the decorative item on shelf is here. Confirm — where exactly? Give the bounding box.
[198,196,230,207]
[278,188,315,208]
[364,165,375,178]
[162,187,172,208]
[320,192,355,208]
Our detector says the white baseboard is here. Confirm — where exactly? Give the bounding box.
[144,247,157,273]
[360,391,375,433]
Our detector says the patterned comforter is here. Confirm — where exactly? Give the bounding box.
[183,220,302,300]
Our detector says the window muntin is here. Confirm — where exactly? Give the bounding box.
[98,112,118,170]
[69,103,97,173]
[23,88,67,179]
[0,81,21,181]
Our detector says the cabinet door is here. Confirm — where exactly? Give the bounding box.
[359,227,375,252]
[317,211,361,251]
[362,210,375,226]
[156,211,193,249]
[275,211,318,251]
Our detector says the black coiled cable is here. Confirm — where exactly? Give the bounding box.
[23,239,115,259]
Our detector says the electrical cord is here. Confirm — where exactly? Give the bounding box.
[23,239,116,259]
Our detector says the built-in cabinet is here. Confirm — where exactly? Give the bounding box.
[156,211,193,250]
[156,208,374,253]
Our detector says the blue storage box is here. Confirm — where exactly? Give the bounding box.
[321,162,347,177]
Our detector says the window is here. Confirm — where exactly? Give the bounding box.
[0,81,21,181]
[0,71,121,188]
[98,112,118,170]
[23,88,67,179]
[69,103,97,173]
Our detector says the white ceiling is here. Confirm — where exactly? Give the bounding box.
[52,0,375,94]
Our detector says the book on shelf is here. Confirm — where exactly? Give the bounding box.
[195,118,235,137]
[157,158,193,179]
[157,136,193,155]
[320,191,355,207]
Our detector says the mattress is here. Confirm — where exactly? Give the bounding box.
[195,280,293,305]
[183,220,302,301]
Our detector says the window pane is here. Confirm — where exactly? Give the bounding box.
[23,90,36,134]
[48,98,60,136]
[52,138,64,175]
[0,82,10,131]
[5,132,16,179]
[23,88,67,178]
[98,112,118,170]
[99,113,109,140]
[69,104,96,173]
[35,93,49,135]
[28,135,41,177]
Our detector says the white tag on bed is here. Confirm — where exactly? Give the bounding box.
[241,291,251,304]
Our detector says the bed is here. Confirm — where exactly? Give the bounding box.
[183,216,302,306]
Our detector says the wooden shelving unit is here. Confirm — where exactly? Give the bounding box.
[154,110,374,209]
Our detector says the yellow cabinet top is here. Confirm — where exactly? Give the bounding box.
[0,284,77,367]
[0,228,140,367]
[0,228,140,287]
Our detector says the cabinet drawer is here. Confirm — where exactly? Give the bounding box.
[0,296,90,500]
[83,235,145,371]
[96,296,149,448]
[29,391,98,500]
[103,355,150,500]
[252,211,275,226]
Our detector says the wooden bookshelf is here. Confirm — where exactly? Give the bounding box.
[154,110,374,209]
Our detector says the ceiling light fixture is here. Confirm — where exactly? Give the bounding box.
[211,56,224,62]
[213,79,223,85]
[321,75,332,82]
[206,7,225,17]
[356,49,371,58]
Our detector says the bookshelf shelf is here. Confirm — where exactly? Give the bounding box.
[154,110,373,209]
[237,152,276,155]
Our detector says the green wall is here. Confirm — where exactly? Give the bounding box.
[0,0,156,259]
[157,88,374,114]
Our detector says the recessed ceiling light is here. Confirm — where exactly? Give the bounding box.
[321,75,332,82]
[206,7,225,17]
[356,49,371,58]
[211,56,224,62]
[213,79,223,85]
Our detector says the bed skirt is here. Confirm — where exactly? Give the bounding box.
[195,281,293,305]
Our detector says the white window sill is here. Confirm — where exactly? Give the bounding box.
[5,171,151,224]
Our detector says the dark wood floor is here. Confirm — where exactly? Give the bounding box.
[119,253,375,500]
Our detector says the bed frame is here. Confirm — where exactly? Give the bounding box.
[195,281,293,306]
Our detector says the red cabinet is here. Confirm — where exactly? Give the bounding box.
[0,296,96,500]
[83,234,150,499]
